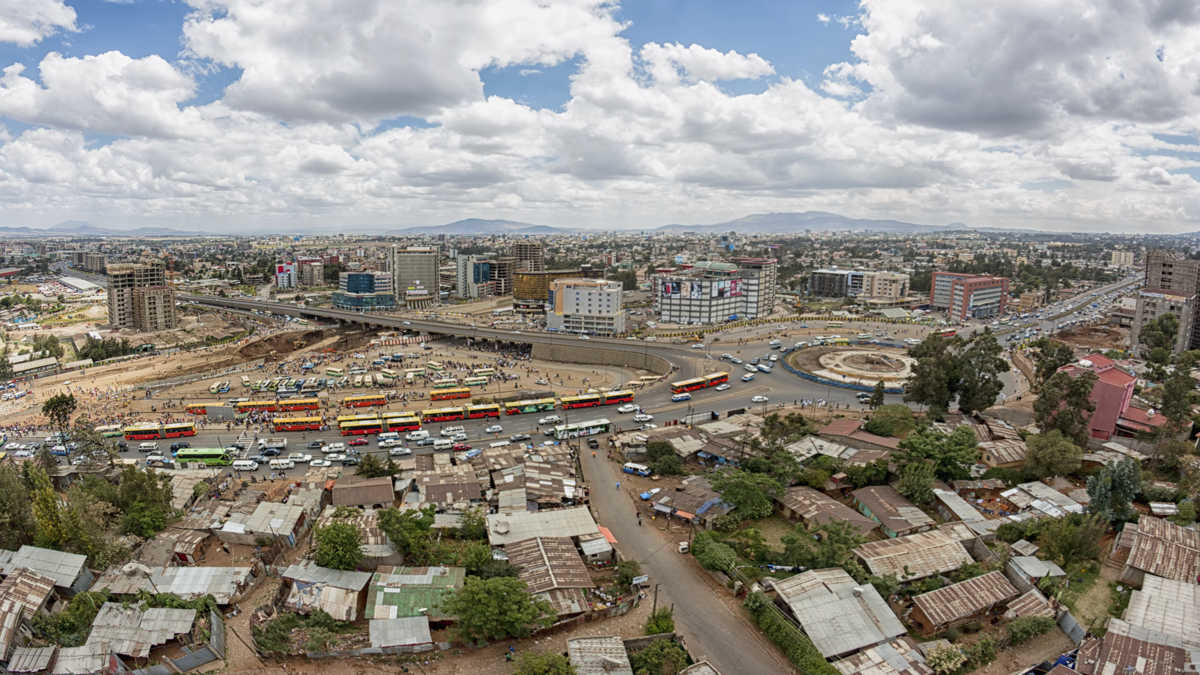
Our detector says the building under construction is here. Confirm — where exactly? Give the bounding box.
[107,261,177,331]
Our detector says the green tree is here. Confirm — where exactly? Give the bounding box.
[29,465,64,548]
[896,460,936,505]
[645,441,684,476]
[378,505,435,562]
[42,393,77,434]
[863,404,916,437]
[442,576,554,644]
[904,335,959,415]
[644,607,675,635]
[32,334,63,359]
[706,470,781,522]
[869,380,885,408]
[615,560,642,590]
[896,425,978,481]
[1034,371,1096,446]
[514,651,576,675]
[1139,313,1179,380]
[628,638,689,675]
[0,465,33,550]
[1008,616,1055,644]
[1159,351,1199,432]
[956,331,1009,414]
[459,506,487,540]
[1029,338,1075,388]
[1037,513,1106,567]
[1087,458,1141,524]
[925,644,966,674]
[843,459,889,488]
[781,521,867,579]
[313,522,363,570]
[1024,430,1083,479]
[355,454,392,478]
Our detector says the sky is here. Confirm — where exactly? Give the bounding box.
[1,1,1200,233]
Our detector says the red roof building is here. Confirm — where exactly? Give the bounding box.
[1058,354,1165,440]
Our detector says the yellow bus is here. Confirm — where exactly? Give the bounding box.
[336,413,380,424]
[342,394,387,407]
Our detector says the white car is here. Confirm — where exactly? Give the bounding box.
[485,424,504,434]
[640,423,658,430]
[12,450,33,458]
[145,454,169,464]
[379,439,405,448]
[715,384,731,391]
[323,442,346,453]
[451,433,468,442]
[286,453,312,463]
[388,446,412,456]
[616,404,637,414]
[326,453,346,462]
[309,458,332,467]
[440,426,465,437]
[751,395,769,403]
[633,413,654,423]
[538,415,561,425]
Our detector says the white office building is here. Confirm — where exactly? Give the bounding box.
[653,258,777,325]
[545,279,625,336]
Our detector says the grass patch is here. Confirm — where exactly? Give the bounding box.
[1107,582,1132,619]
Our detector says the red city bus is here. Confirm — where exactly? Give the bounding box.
[383,417,421,432]
[161,422,197,438]
[421,407,466,423]
[599,390,635,405]
[559,393,602,409]
[670,372,729,394]
[431,387,471,402]
[936,328,957,338]
[278,397,320,411]
[236,400,279,413]
[702,372,729,387]
[185,402,209,415]
[273,417,322,432]
[123,424,161,440]
[340,419,384,436]
[466,403,501,419]
[342,394,387,408]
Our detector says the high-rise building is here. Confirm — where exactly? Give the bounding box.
[389,246,439,306]
[653,258,777,325]
[455,255,494,299]
[333,271,395,311]
[511,241,545,272]
[275,262,296,288]
[513,269,581,313]
[546,279,625,335]
[1111,250,1135,268]
[489,257,515,296]
[298,260,324,286]
[929,272,1009,320]
[107,261,177,331]
[808,269,909,299]
[1132,250,1200,353]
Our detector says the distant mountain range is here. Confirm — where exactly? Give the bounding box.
[0,211,960,238]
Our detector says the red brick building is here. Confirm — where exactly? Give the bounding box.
[1058,354,1166,440]
[929,272,1010,320]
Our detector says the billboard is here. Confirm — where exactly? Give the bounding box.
[710,279,742,298]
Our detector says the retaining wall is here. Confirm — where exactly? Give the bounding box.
[779,345,907,394]
[531,343,674,376]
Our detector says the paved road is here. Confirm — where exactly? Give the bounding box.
[580,447,797,675]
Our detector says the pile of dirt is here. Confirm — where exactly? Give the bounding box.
[237,329,330,359]
[1055,324,1128,350]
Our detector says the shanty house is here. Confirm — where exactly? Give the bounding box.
[909,571,1020,634]
[0,570,56,663]
[3,546,92,595]
[854,531,974,582]
[282,563,372,621]
[768,568,905,659]
[84,603,196,659]
[364,566,465,625]
[1117,515,1200,586]
[487,506,600,547]
[852,486,935,538]
[331,476,396,508]
[568,636,633,675]
[1074,618,1199,675]
[1121,575,1200,650]
[216,501,308,547]
[506,537,594,620]
[776,486,879,536]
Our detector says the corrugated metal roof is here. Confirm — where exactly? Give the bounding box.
[0,568,55,615]
[506,537,594,594]
[369,617,433,648]
[1010,556,1065,579]
[1004,588,1054,621]
[832,636,933,675]
[568,636,633,675]
[282,562,371,590]
[912,572,1019,628]
[331,476,396,506]
[497,488,528,514]
[978,439,1028,466]
[771,568,905,658]
[364,566,466,621]
[1123,575,1200,650]
[855,531,974,581]
[537,587,588,617]
[5,545,86,588]
[1126,516,1200,583]
[1075,618,1199,675]
[315,506,397,560]
[853,486,934,535]
[778,486,879,534]
[92,565,251,603]
[931,489,984,523]
[6,646,56,672]
[85,604,195,658]
[50,644,110,675]
[486,506,599,545]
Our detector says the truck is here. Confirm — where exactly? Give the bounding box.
[258,437,288,450]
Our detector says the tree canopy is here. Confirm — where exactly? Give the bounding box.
[1087,458,1140,524]
[1028,338,1075,388]
[1033,371,1096,446]
[442,576,554,644]
[781,521,868,580]
[904,332,1009,416]
[1024,430,1083,480]
[707,470,781,522]
[42,393,77,432]
[313,522,363,570]
[895,425,978,481]
[863,404,916,437]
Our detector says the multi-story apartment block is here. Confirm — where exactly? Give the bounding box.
[389,246,439,307]
[512,241,545,272]
[1111,250,1135,268]
[333,271,395,311]
[275,262,296,288]
[107,261,177,331]
[1132,250,1200,353]
[545,279,625,335]
[808,268,909,299]
[455,255,494,299]
[929,272,1009,320]
[297,259,324,286]
[69,251,108,274]
[653,257,777,325]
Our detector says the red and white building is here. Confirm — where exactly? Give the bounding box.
[1058,354,1167,440]
[929,272,1009,321]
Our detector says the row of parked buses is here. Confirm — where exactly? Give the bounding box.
[668,372,729,394]
[185,398,321,415]
[122,422,198,440]
[331,411,424,435]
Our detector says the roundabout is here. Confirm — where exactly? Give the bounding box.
[786,344,915,389]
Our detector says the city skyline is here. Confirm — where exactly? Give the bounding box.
[2,1,1200,233]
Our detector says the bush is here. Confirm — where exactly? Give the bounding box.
[514,651,575,675]
[743,592,838,674]
[644,608,675,635]
[1007,616,1055,645]
[864,404,916,437]
[628,639,689,675]
[925,644,966,674]
[615,560,642,591]
[962,635,997,669]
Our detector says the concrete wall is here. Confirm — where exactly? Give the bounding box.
[531,343,673,376]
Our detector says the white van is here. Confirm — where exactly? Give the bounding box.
[269,459,295,470]
[433,438,452,450]
[488,440,511,449]
[671,392,692,402]
[440,426,465,437]
[138,441,159,452]
[406,430,430,441]
[378,432,400,442]
[232,460,259,471]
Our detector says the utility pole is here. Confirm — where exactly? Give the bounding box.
[652,583,660,614]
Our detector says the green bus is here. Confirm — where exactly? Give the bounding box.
[431,378,459,389]
[174,448,233,466]
[427,361,445,372]
[326,367,345,377]
[471,367,496,377]
[93,424,123,438]
[463,376,488,387]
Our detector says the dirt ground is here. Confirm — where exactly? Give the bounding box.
[974,627,1075,675]
[1054,324,1128,351]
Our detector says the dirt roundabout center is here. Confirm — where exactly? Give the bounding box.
[785,346,915,387]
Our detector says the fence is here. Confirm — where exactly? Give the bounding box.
[777,346,907,394]
[1057,609,1086,645]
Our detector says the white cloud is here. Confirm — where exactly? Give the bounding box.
[0,51,202,138]
[640,42,774,84]
[816,13,831,24]
[0,0,77,46]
